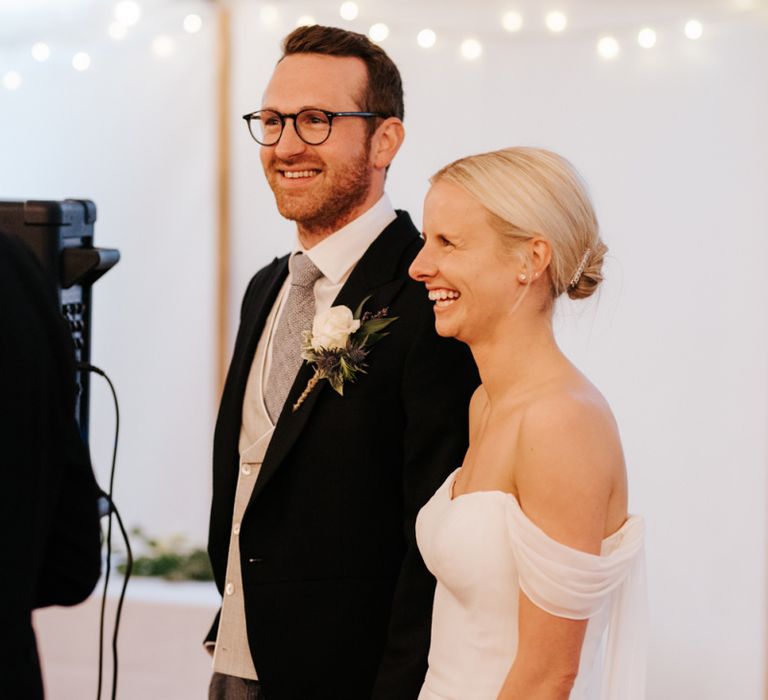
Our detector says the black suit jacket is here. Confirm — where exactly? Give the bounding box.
[207,211,479,699]
[0,233,102,699]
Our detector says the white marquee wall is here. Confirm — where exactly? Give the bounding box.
[1,1,766,696]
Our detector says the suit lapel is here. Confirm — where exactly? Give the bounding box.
[249,211,420,501]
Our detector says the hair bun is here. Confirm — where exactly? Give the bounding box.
[567,239,607,300]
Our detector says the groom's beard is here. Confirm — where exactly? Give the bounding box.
[263,140,373,237]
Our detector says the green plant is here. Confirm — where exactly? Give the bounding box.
[117,527,214,581]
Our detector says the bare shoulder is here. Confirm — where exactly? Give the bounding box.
[513,377,627,552]
[518,380,622,463]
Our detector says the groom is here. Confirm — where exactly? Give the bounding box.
[206,25,478,700]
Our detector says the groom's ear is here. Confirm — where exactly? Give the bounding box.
[371,117,405,171]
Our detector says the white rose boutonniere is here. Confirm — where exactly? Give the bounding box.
[292,296,398,412]
[310,306,361,351]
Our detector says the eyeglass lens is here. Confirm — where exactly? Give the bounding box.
[254,109,331,145]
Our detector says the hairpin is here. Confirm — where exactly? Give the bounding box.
[569,247,591,287]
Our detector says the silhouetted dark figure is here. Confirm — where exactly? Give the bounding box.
[0,232,102,699]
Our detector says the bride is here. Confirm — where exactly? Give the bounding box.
[409,147,646,700]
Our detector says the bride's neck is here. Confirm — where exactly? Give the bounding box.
[469,316,571,403]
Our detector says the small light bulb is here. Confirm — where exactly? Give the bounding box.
[684,20,703,40]
[152,35,175,57]
[72,52,91,71]
[501,11,523,33]
[637,28,657,49]
[597,36,620,59]
[545,11,567,33]
[259,5,278,26]
[417,29,436,49]
[340,2,359,21]
[183,14,202,34]
[31,42,50,62]
[2,71,22,90]
[460,38,483,61]
[369,23,389,42]
[114,1,142,27]
[296,15,316,27]
[108,22,127,40]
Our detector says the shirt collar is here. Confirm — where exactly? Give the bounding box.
[295,194,397,285]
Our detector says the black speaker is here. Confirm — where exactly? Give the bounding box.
[0,199,119,443]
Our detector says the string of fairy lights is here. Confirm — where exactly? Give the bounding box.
[1,0,762,92]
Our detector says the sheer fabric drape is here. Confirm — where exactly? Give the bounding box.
[508,497,647,699]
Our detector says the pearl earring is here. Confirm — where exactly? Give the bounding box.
[518,272,527,282]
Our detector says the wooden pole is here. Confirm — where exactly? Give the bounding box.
[215,2,232,394]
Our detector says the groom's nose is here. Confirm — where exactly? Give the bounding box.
[273,117,309,160]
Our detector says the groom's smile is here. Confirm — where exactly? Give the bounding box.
[272,162,324,188]
[280,169,321,181]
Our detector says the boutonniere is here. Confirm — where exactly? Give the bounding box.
[292,296,398,412]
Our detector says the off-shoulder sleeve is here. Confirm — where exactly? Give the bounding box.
[506,498,647,699]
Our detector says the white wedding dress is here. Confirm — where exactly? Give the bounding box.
[416,469,646,700]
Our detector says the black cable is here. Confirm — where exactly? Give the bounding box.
[77,363,126,700]
[99,491,133,700]
[97,513,111,700]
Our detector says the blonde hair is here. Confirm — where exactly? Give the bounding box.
[431,147,607,300]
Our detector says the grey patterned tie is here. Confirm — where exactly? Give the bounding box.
[265,253,323,421]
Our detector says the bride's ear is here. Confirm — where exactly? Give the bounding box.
[528,237,551,280]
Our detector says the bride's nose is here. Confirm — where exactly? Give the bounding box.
[409,244,437,282]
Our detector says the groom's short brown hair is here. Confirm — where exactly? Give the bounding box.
[281,24,405,127]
